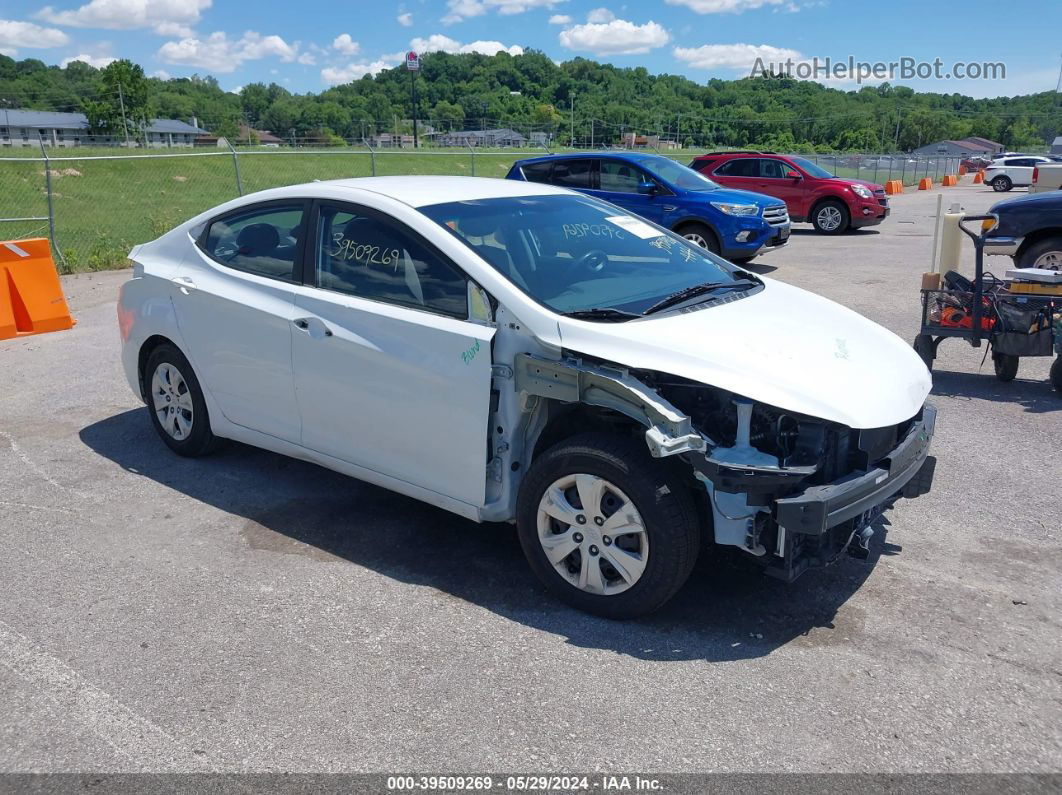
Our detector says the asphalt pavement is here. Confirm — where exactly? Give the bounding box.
[1,181,1059,774]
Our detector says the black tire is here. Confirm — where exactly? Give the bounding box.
[676,222,720,254]
[992,352,1019,382]
[810,199,850,234]
[1017,235,1062,271]
[1050,356,1062,395]
[913,334,935,371]
[992,175,1012,192]
[516,432,700,619]
[143,343,220,457]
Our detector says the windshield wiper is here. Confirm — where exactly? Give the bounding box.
[643,279,756,315]
[561,307,642,322]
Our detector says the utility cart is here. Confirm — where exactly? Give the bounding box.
[912,214,1062,393]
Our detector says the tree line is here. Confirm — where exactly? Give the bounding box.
[0,50,1058,151]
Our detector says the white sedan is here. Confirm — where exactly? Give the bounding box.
[118,176,936,618]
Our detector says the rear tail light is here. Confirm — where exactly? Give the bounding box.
[1032,167,1039,184]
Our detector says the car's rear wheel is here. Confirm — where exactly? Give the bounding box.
[677,222,720,254]
[811,199,849,234]
[516,433,699,619]
[1018,236,1062,271]
[992,175,1012,192]
[993,352,1019,382]
[143,343,219,457]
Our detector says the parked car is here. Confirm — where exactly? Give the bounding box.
[1030,163,1062,193]
[689,151,889,234]
[506,152,789,263]
[960,156,992,172]
[984,156,1054,191]
[118,176,937,618]
[984,190,1062,270]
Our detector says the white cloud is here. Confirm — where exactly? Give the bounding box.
[152,68,171,79]
[585,7,614,22]
[0,19,70,49]
[672,42,801,70]
[665,0,786,11]
[60,52,116,68]
[397,12,413,26]
[321,57,399,85]
[297,52,316,65]
[157,31,297,73]
[411,33,523,56]
[558,19,669,55]
[0,46,15,56]
[442,0,565,24]
[228,85,242,94]
[36,0,211,36]
[548,13,571,23]
[332,33,359,55]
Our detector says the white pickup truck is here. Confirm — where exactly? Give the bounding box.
[1030,162,1062,194]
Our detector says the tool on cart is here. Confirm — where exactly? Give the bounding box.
[912,214,1062,394]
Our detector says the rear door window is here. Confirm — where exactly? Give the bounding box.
[550,159,594,189]
[715,158,759,177]
[201,203,306,282]
[521,162,553,183]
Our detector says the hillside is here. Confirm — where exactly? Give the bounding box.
[1,50,1058,151]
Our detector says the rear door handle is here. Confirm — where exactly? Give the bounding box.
[170,276,197,294]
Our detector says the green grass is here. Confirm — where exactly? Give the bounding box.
[0,148,540,272]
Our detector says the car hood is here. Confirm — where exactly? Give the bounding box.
[697,186,783,207]
[555,279,931,429]
[990,190,1062,213]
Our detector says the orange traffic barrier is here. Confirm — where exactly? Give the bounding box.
[918,177,934,190]
[973,170,984,184]
[884,179,904,194]
[0,238,75,341]
[941,174,958,186]
[958,165,967,175]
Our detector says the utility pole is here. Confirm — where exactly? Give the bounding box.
[590,117,594,149]
[570,98,574,147]
[117,82,130,147]
[893,106,902,151]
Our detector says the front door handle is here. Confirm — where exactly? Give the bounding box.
[170,276,197,294]
[293,317,333,337]
[662,204,678,212]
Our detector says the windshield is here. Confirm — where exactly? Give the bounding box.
[634,155,720,191]
[789,156,834,179]
[421,194,754,317]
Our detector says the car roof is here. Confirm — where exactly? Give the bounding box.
[513,151,673,167]
[318,175,568,207]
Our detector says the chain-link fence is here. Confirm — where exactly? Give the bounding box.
[0,146,972,273]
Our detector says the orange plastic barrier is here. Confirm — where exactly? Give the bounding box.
[918,177,933,190]
[973,170,984,184]
[884,179,904,194]
[0,238,75,341]
[958,165,967,175]
[941,174,958,186]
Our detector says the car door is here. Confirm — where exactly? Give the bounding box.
[290,201,496,507]
[755,158,804,209]
[711,157,763,195]
[1008,158,1035,185]
[173,199,309,443]
[587,159,668,225]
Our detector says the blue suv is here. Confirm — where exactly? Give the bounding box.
[505,152,790,263]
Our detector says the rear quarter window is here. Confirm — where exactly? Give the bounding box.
[521,162,553,183]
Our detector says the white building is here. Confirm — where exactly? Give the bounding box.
[0,109,208,148]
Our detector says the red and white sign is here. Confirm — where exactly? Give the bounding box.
[405,50,420,71]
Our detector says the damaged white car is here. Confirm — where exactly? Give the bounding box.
[118,176,936,618]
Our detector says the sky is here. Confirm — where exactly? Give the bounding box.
[0,0,1060,99]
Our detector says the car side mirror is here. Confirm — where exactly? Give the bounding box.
[637,180,657,195]
[785,170,802,179]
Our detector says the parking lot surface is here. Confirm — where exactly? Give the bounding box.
[1,182,1060,773]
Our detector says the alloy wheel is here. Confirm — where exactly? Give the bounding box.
[1033,250,1062,271]
[151,362,194,441]
[817,205,843,231]
[536,473,648,596]
[683,232,708,248]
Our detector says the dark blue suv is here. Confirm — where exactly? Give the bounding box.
[505,152,790,263]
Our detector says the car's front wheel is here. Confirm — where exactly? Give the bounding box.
[143,343,220,457]
[992,175,1013,192]
[811,199,850,234]
[516,433,700,619]
[677,222,720,254]
[1018,235,1062,271]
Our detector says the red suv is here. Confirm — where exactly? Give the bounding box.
[689,152,889,235]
